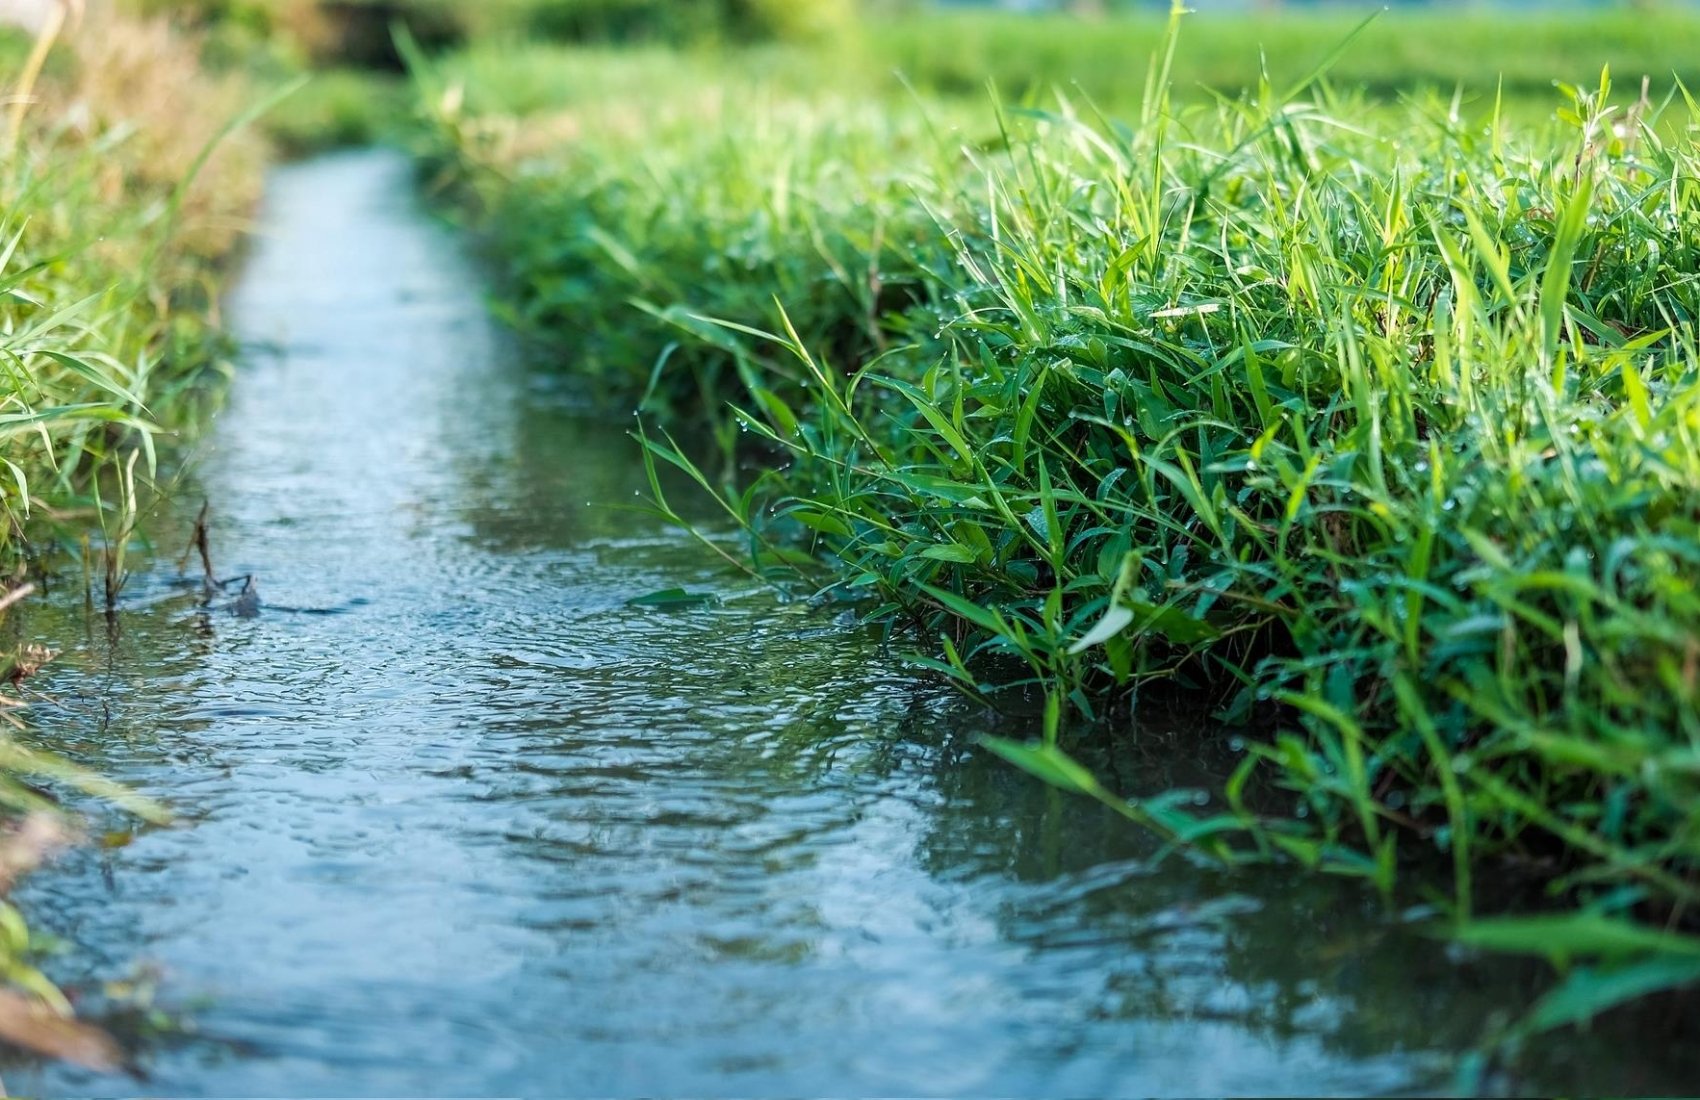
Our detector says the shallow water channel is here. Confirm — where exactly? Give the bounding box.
[6,151,1695,1095]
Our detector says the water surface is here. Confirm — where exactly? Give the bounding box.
[7,150,1693,1096]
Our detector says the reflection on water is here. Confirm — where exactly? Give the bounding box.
[3,150,1693,1095]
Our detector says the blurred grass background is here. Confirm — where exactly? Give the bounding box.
[99,0,1700,154]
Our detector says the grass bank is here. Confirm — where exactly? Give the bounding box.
[0,8,271,1074]
[414,7,1700,1055]
[0,13,267,570]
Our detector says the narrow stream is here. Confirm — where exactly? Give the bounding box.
[6,151,1693,1095]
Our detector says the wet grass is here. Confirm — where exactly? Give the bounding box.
[415,5,1700,1055]
[0,9,270,1072]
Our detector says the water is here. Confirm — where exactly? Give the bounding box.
[5,150,1694,1095]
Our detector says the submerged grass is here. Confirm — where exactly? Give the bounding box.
[418,6,1700,1048]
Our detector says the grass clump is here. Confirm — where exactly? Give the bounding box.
[416,10,1700,1039]
[0,8,268,1069]
[417,46,967,411]
[0,12,267,567]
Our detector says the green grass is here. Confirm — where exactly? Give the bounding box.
[0,15,270,569]
[413,6,1700,1049]
[0,11,266,1066]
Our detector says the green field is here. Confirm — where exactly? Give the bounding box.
[869,8,1700,105]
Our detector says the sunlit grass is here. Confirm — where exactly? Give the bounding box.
[0,14,267,567]
[416,7,1700,1046]
[0,9,265,1069]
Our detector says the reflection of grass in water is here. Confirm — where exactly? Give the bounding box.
[414,0,1700,1057]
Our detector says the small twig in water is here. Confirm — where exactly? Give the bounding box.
[178,500,217,599]
[231,575,261,619]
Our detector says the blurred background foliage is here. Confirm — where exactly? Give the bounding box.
[100,0,1700,131]
[71,0,1700,164]
[121,0,862,63]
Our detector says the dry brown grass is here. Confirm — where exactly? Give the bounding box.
[46,10,267,261]
[0,5,270,533]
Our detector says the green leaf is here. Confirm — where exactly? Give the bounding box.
[918,583,1006,636]
[1451,914,1700,961]
[919,543,980,563]
[1539,171,1594,366]
[1527,955,1700,1034]
[1621,358,1652,431]
[626,588,717,608]
[790,510,852,538]
[979,736,1107,798]
[1129,599,1221,644]
[37,352,149,411]
[876,375,974,466]
[1069,603,1135,654]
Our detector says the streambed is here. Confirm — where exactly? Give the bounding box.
[5,150,1693,1095]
